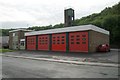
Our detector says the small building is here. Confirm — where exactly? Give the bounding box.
[9,29,32,50]
[25,24,109,52]
[0,36,9,48]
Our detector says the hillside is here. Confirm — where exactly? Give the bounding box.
[74,2,120,27]
[1,2,120,47]
[73,2,120,47]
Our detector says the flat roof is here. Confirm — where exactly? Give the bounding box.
[25,24,109,36]
[9,29,32,33]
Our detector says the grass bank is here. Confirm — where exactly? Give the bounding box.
[0,49,14,53]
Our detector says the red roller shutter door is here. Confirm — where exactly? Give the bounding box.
[69,31,88,52]
[38,35,49,50]
[52,33,66,51]
[26,36,36,50]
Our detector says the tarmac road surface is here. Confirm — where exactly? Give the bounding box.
[2,56,119,78]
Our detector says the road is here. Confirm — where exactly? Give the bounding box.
[2,56,119,78]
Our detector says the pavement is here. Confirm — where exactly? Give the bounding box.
[0,49,119,68]
[2,49,119,63]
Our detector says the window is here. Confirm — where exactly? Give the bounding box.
[39,40,41,42]
[13,33,15,36]
[71,36,74,38]
[16,32,18,36]
[22,43,24,46]
[21,41,25,46]
[71,39,74,41]
[82,38,86,40]
[62,36,64,38]
[57,36,60,38]
[42,40,44,42]
[76,42,80,44]
[62,39,64,41]
[61,42,64,44]
[82,42,86,44]
[71,42,74,44]
[13,32,18,36]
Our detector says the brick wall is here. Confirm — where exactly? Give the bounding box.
[89,30,109,52]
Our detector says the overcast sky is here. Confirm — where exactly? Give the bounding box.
[0,0,119,29]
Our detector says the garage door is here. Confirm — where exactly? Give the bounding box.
[38,35,50,50]
[26,36,36,50]
[69,31,88,52]
[52,33,66,51]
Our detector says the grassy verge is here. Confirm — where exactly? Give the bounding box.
[0,49,14,53]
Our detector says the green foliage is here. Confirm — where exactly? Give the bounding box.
[27,23,64,31]
[0,29,14,36]
[102,15,120,46]
[53,23,64,28]
[0,49,14,53]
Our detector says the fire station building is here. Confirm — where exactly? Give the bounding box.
[25,24,109,52]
